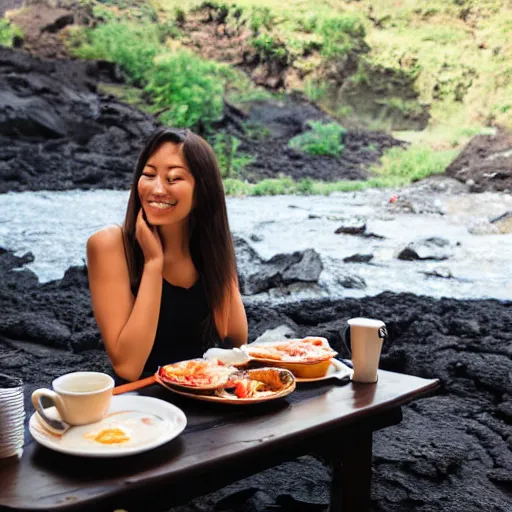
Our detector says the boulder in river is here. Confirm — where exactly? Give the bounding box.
[234,236,323,295]
[397,237,455,261]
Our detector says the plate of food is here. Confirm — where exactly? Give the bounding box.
[157,358,238,392]
[243,337,338,379]
[157,367,296,404]
[29,395,186,457]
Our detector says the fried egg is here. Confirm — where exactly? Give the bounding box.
[83,426,131,444]
[59,411,169,451]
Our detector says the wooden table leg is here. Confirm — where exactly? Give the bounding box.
[329,428,373,512]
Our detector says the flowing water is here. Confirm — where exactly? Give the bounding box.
[1,183,511,301]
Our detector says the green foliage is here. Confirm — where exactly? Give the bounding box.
[98,83,153,113]
[295,14,319,33]
[446,125,496,147]
[303,79,329,102]
[91,4,119,22]
[228,88,276,104]
[221,176,393,197]
[316,15,365,59]
[432,63,477,102]
[336,105,354,118]
[250,32,288,63]
[372,145,458,185]
[252,177,296,196]
[420,25,466,44]
[145,51,226,129]
[212,133,254,178]
[91,0,159,23]
[413,6,441,18]
[296,177,314,194]
[157,20,184,40]
[0,20,22,48]
[288,121,346,157]
[63,25,89,52]
[174,7,186,24]
[223,178,251,196]
[245,6,274,32]
[376,97,426,116]
[66,10,240,132]
[243,121,271,140]
[71,22,160,86]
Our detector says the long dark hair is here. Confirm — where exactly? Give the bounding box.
[122,127,236,339]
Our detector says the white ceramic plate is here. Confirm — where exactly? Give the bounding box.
[29,395,186,457]
[294,359,353,383]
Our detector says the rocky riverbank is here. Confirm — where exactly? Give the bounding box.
[1,247,511,512]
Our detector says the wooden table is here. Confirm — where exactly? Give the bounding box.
[0,368,440,512]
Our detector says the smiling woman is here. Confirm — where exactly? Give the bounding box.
[86,128,248,382]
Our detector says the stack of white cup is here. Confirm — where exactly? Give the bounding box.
[0,373,25,458]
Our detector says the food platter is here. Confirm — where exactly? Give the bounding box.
[112,338,346,400]
[157,358,236,392]
[242,337,338,379]
[156,367,296,405]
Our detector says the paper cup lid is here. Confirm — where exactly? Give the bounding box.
[347,317,385,328]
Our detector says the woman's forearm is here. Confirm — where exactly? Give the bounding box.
[112,261,163,381]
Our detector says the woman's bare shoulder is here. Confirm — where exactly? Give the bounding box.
[86,225,126,262]
[87,225,123,251]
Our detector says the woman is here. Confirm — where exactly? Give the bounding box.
[87,128,248,382]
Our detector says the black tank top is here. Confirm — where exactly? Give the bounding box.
[144,277,221,373]
[114,277,220,384]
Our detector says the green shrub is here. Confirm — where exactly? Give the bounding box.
[252,177,296,196]
[90,0,158,23]
[221,177,377,197]
[0,20,22,48]
[250,32,288,63]
[91,4,119,22]
[229,88,276,104]
[157,20,183,40]
[246,6,274,32]
[316,15,365,59]
[295,14,318,33]
[296,177,314,194]
[373,145,458,185]
[63,25,89,53]
[303,79,329,102]
[223,178,251,196]
[212,133,254,178]
[71,22,160,85]
[288,121,346,157]
[145,51,226,129]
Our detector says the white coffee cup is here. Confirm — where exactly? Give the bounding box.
[32,372,114,433]
[346,318,387,383]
